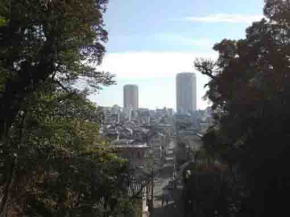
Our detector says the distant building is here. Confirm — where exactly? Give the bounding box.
[124,84,139,110]
[176,72,196,114]
[112,140,149,169]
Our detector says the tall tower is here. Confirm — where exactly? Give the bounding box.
[123,84,138,110]
[176,72,196,114]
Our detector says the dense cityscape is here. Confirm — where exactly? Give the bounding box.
[1,1,290,217]
[99,73,212,217]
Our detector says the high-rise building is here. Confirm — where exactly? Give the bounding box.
[176,72,196,114]
[123,84,139,110]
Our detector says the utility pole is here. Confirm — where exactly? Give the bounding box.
[150,165,154,216]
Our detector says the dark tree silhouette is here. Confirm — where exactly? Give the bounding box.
[195,0,290,216]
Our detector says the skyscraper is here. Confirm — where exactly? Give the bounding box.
[176,72,196,114]
[123,84,139,109]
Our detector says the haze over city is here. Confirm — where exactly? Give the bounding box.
[89,0,264,110]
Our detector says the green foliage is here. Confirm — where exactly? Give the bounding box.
[0,1,139,216]
[195,0,290,216]
[0,0,113,133]
[2,86,134,216]
[0,17,7,27]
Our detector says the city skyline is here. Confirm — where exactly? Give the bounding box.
[88,0,264,110]
[98,74,200,111]
[89,73,210,110]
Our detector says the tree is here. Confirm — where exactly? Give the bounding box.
[1,83,137,217]
[0,0,112,138]
[195,0,290,216]
[0,1,140,216]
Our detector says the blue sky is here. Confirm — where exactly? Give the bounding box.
[89,0,264,110]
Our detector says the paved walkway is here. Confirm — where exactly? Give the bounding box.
[152,140,184,217]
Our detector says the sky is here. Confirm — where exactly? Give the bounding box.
[89,0,264,110]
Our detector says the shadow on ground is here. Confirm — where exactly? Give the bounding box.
[152,187,184,217]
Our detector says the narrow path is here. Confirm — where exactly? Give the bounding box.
[152,140,184,217]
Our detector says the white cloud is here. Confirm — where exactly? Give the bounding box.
[98,51,217,79]
[184,13,264,24]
